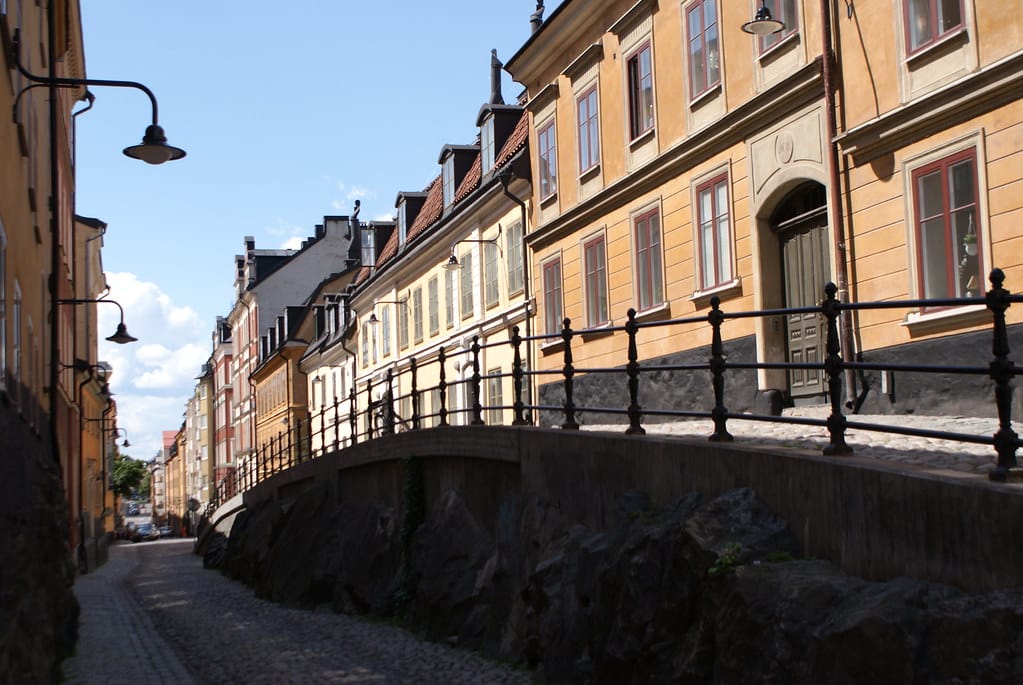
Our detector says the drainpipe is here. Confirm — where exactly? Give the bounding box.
[498,168,534,424]
[820,0,857,406]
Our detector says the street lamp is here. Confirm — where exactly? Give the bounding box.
[444,225,503,271]
[367,297,409,329]
[112,427,131,449]
[11,29,186,163]
[57,298,138,344]
[742,1,785,35]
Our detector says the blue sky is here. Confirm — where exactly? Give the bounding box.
[79,1,562,461]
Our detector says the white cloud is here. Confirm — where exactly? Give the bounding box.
[97,272,209,463]
[374,213,394,222]
[280,236,305,250]
[347,185,371,200]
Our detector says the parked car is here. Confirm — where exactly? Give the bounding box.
[131,523,159,543]
[158,525,174,538]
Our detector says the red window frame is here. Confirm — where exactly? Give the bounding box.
[537,120,558,200]
[758,0,798,55]
[577,86,600,174]
[583,234,609,327]
[633,208,664,310]
[695,174,732,290]
[626,42,654,141]
[911,147,980,302]
[904,0,964,55]
[686,0,721,100]
[542,257,563,335]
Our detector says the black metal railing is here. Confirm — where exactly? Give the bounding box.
[203,268,1020,515]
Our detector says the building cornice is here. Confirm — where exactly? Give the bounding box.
[528,58,823,250]
[837,50,1023,165]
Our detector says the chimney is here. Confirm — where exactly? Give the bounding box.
[530,1,545,33]
[489,49,504,105]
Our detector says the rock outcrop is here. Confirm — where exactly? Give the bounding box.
[216,485,1023,683]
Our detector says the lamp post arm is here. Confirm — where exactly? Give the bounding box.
[12,29,159,124]
[57,298,128,324]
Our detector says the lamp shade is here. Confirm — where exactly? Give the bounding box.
[123,124,186,164]
[106,322,138,344]
[742,2,785,35]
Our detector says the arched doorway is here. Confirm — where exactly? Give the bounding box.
[772,183,830,402]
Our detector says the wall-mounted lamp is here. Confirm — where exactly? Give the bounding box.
[11,29,186,164]
[741,0,785,35]
[367,297,409,329]
[444,225,503,272]
[112,427,131,448]
[57,298,138,344]
[59,359,112,382]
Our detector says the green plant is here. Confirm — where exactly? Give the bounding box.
[708,542,743,577]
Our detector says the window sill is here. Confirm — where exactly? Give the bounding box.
[580,322,614,341]
[689,82,722,110]
[628,127,655,150]
[690,278,742,308]
[540,192,558,208]
[905,27,968,66]
[633,301,671,323]
[902,302,988,337]
[579,163,601,183]
[540,338,566,355]
[757,32,799,62]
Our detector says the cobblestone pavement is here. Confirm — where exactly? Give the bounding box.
[584,407,1009,477]
[61,540,532,685]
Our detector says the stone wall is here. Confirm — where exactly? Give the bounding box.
[0,399,79,683]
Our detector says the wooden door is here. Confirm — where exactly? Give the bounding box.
[780,212,830,399]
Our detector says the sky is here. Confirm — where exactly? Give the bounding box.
[77,1,563,462]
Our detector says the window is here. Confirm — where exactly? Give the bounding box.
[633,208,664,310]
[905,0,963,54]
[371,315,378,363]
[398,300,409,350]
[577,87,600,173]
[484,241,500,308]
[442,155,455,208]
[687,0,720,99]
[460,252,474,319]
[381,305,391,357]
[696,175,733,290]
[912,148,980,299]
[487,368,503,425]
[542,257,563,335]
[538,120,557,200]
[627,43,654,139]
[583,235,609,327]
[445,267,456,328]
[481,116,496,176]
[759,0,797,53]
[428,277,439,336]
[412,287,424,343]
[506,221,524,295]
[361,225,376,265]
[397,202,407,246]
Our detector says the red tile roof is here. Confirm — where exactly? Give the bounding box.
[454,154,482,204]
[406,175,443,244]
[494,110,528,169]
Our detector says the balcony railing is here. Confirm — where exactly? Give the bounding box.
[204,269,1020,516]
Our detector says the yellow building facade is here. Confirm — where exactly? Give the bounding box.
[506,0,1022,417]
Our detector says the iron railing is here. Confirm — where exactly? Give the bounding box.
[203,269,1020,517]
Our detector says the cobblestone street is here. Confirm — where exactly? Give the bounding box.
[61,540,532,685]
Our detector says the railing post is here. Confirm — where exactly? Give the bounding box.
[333,395,340,451]
[986,268,1019,481]
[561,318,579,430]
[411,357,421,430]
[348,387,358,446]
[438,346,449,427]
[365,378,374,440]
[385,368,395,434]
[625,309,646,435]
[318,403,327,457]
[822,282,851,455]
[511,326,527,425]
[287,423,295,468]
[276,431,284,473]
[708,297,732,442]
[471,336,484,425]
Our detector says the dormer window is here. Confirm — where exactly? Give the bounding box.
[481,116,496,176]
[442,154,455,208]
[361,224,376,265]
[397,202,407,246]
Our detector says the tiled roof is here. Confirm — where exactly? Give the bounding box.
[352,265,373,286]
[453,155,482,203]
[406,176,443,244]
[494,110,528,169]
[375,228,399,266]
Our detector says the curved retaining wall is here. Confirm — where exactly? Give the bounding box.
[225,425,1023,593]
